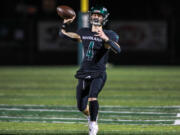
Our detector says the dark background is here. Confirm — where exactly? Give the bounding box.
[0,0,179,65]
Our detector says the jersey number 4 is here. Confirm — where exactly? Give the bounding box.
[86,41,95,61]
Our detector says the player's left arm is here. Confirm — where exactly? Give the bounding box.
[105,40,121,54]
[96,29,121,53]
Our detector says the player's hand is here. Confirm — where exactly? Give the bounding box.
[63,16,76,24]
[95,29,109,42]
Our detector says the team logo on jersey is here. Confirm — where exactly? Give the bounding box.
[82,36,102,42]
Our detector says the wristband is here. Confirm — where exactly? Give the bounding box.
[61,23,67,29]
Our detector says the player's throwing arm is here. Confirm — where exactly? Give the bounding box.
[57,5,81,42]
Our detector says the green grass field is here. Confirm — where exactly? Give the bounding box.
[0,66,180,135]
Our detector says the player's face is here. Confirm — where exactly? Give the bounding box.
[91,13,103,20]
[91,13,103,26]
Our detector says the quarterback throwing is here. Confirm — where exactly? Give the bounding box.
[59,6,121,135]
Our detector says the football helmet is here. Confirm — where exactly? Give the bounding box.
[89,6,109,26]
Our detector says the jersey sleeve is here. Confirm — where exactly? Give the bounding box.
[105,30,121,53]
[76,28,84,37]
[107,30,119,43]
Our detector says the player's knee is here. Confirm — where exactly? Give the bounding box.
[77,103,86,112]
[77,105,84,112]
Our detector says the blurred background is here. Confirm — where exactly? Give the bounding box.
[0,0,179,66]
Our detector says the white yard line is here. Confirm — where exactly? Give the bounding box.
[0,119,170,125]
[0,116,85,120]
[1,104,180,109]
[0,119,85,124]
[99,110,176,115]
[0,104,36,106]
[100,119,173,122]
[0,116,174,122]
[0,107,176,115]
[101,105,180,109]
[0,104,179,125]
[0,115,177,125]
[0,108,79,112]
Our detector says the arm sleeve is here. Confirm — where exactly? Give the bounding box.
[59,29,79,42]
[106,30,121,53]
[108,30,119,42]
[76,28,83,37]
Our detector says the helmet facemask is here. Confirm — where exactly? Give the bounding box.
[90,14,103,26]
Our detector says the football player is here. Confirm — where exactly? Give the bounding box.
[59,6,121,135]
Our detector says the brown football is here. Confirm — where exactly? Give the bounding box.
[56,5,76,19]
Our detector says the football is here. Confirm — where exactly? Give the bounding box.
[56,5,76,19]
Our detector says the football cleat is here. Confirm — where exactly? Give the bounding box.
[89,121,98,135]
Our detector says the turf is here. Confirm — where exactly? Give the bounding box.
[0,66,180,134]
[0,122,180,135]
